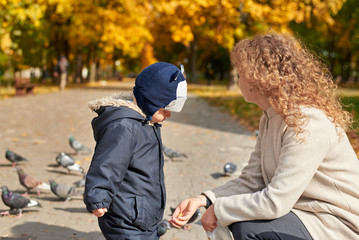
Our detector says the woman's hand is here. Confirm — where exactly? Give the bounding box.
[169,195,207,228]
[201,205,218,232]
[92,208,108,217]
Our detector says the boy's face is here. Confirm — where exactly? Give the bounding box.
[151,108,171,123]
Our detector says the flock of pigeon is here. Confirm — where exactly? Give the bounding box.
[1,134,238,237]
[1,135,89,218]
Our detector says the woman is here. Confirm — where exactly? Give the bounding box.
[170,33,359,240]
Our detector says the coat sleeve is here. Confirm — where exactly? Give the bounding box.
[84,122,134,212]
[213,110,331,227]
[202,116,266,203]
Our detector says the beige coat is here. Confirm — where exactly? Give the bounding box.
[203,107,359,240]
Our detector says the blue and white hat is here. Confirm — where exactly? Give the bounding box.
[133,62,187,117]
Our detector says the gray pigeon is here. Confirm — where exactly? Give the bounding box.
[69,135,91,154]
[157,219,170,236]
[5,148,27,167]
[1,185,42,217]
[223,162,237,176]
[56,152,84,174]
[162,145,187,161]
[49,179,84,201]
[73,174,86,188]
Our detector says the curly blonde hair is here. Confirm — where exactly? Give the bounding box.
[230,33,352,134]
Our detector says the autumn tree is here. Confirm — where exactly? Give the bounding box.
[0,0,46,84]
[290,0,359,82]
[224,0,346,88]
[0,0,353,88]
[149,0,243,83]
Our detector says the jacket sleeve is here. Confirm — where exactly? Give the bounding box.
[84,122,134,212]
[202,116,266,203]
[213,110,331,227]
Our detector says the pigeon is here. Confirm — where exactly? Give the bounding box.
[49,179,84,201]
[223,162,237,176]
[15,166,50,195]
[73,174,86,188]
[170,207,201,230]
[66,162,85,174]
[5,148,27,167]
[162,145,187,161]
[157,219,170,236]
[69,135,91,154]
[186,208,201,225]
[56,152,84,174]
[0,185,42,217]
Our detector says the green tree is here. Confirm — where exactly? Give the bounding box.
[290,0,359,82]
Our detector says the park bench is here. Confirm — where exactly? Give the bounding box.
[14,78,37,96]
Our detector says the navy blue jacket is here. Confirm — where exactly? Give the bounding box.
[84,100,166,233]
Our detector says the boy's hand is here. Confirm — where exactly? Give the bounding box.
[92,208,108,217]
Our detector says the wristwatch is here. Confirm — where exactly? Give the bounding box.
[202,194,212,209]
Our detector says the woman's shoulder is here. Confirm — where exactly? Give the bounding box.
[301,107,332,124]
[300,107,340,138]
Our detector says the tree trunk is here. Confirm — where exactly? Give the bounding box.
[95,58,100,81]
[83,50,91,82]
[89,61,96,82]
[74,47,83,83]
[188,37,198,83]
[227,67,239,91]
[6,57,12,89]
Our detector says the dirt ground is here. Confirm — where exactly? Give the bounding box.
[0,82,256,240]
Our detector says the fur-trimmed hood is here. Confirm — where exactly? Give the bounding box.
[88,94,150,141]
[88,94,146,118]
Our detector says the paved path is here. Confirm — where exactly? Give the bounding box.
[0,83,256,240]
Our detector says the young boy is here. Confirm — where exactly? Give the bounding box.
[84,62,187,240]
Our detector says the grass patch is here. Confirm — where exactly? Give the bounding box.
[0,84,60,99]
[340,97,359,129]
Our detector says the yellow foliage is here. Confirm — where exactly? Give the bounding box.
[0,32,11,51]
[241,0,345,31]
[65,0,152,58]
[152,0,242,49]
[141,42,157,69]
[172,25,194,46]
[1,0,46,29]
[0,0,348,76]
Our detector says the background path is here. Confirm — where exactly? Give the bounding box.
[0,83,257,240]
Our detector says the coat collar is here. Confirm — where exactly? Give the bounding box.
[88,93,146,118]
[88,94,161,126]
[263,106,278,120]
